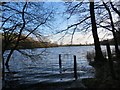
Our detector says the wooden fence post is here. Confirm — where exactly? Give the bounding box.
[106,42,116,79]
[74,55,77,80]
[59,54,62,73]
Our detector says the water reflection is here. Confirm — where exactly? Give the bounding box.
[4,46,104,85]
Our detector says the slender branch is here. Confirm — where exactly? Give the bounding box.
[56,16,90,34]
[110,1,120,16]
[71,26,77,44]
[97,23,112,31]
[57,30,68,42]
[16,2,27,42]
[66,2,83,19]
[19,11,53,41]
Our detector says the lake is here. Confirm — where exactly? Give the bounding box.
[4,45,114,85]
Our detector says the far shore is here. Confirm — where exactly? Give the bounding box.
[5,44,95,50]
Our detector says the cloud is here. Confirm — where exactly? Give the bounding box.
[48,31,94,44]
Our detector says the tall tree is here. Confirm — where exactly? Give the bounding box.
[89,0,105,62]
[61,1,106,62]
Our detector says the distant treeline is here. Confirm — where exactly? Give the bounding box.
[2,33,120,50]
[2,35,58,50]
[58,44,94,47]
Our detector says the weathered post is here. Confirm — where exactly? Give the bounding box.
[74,55,77,80]
[59,54,62,73]
[106,42,116,79]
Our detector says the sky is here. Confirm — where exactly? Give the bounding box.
[41,2,115,45]
[0,0,120,2]
[1,1,119,45]
[41,2,94,44]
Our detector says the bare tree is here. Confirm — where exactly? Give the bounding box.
[61,1,105,62]
[89,0,105,62]
[1,2,54,71]
[63,1,119,60]
[102,1,120,57]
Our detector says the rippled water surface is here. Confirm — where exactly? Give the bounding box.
[4,46,111,85]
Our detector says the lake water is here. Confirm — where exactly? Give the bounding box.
[4,46,113,85]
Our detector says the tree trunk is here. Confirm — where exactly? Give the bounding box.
[89,1,105,62]
[5,49,14,72]
[106,42,116,79]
